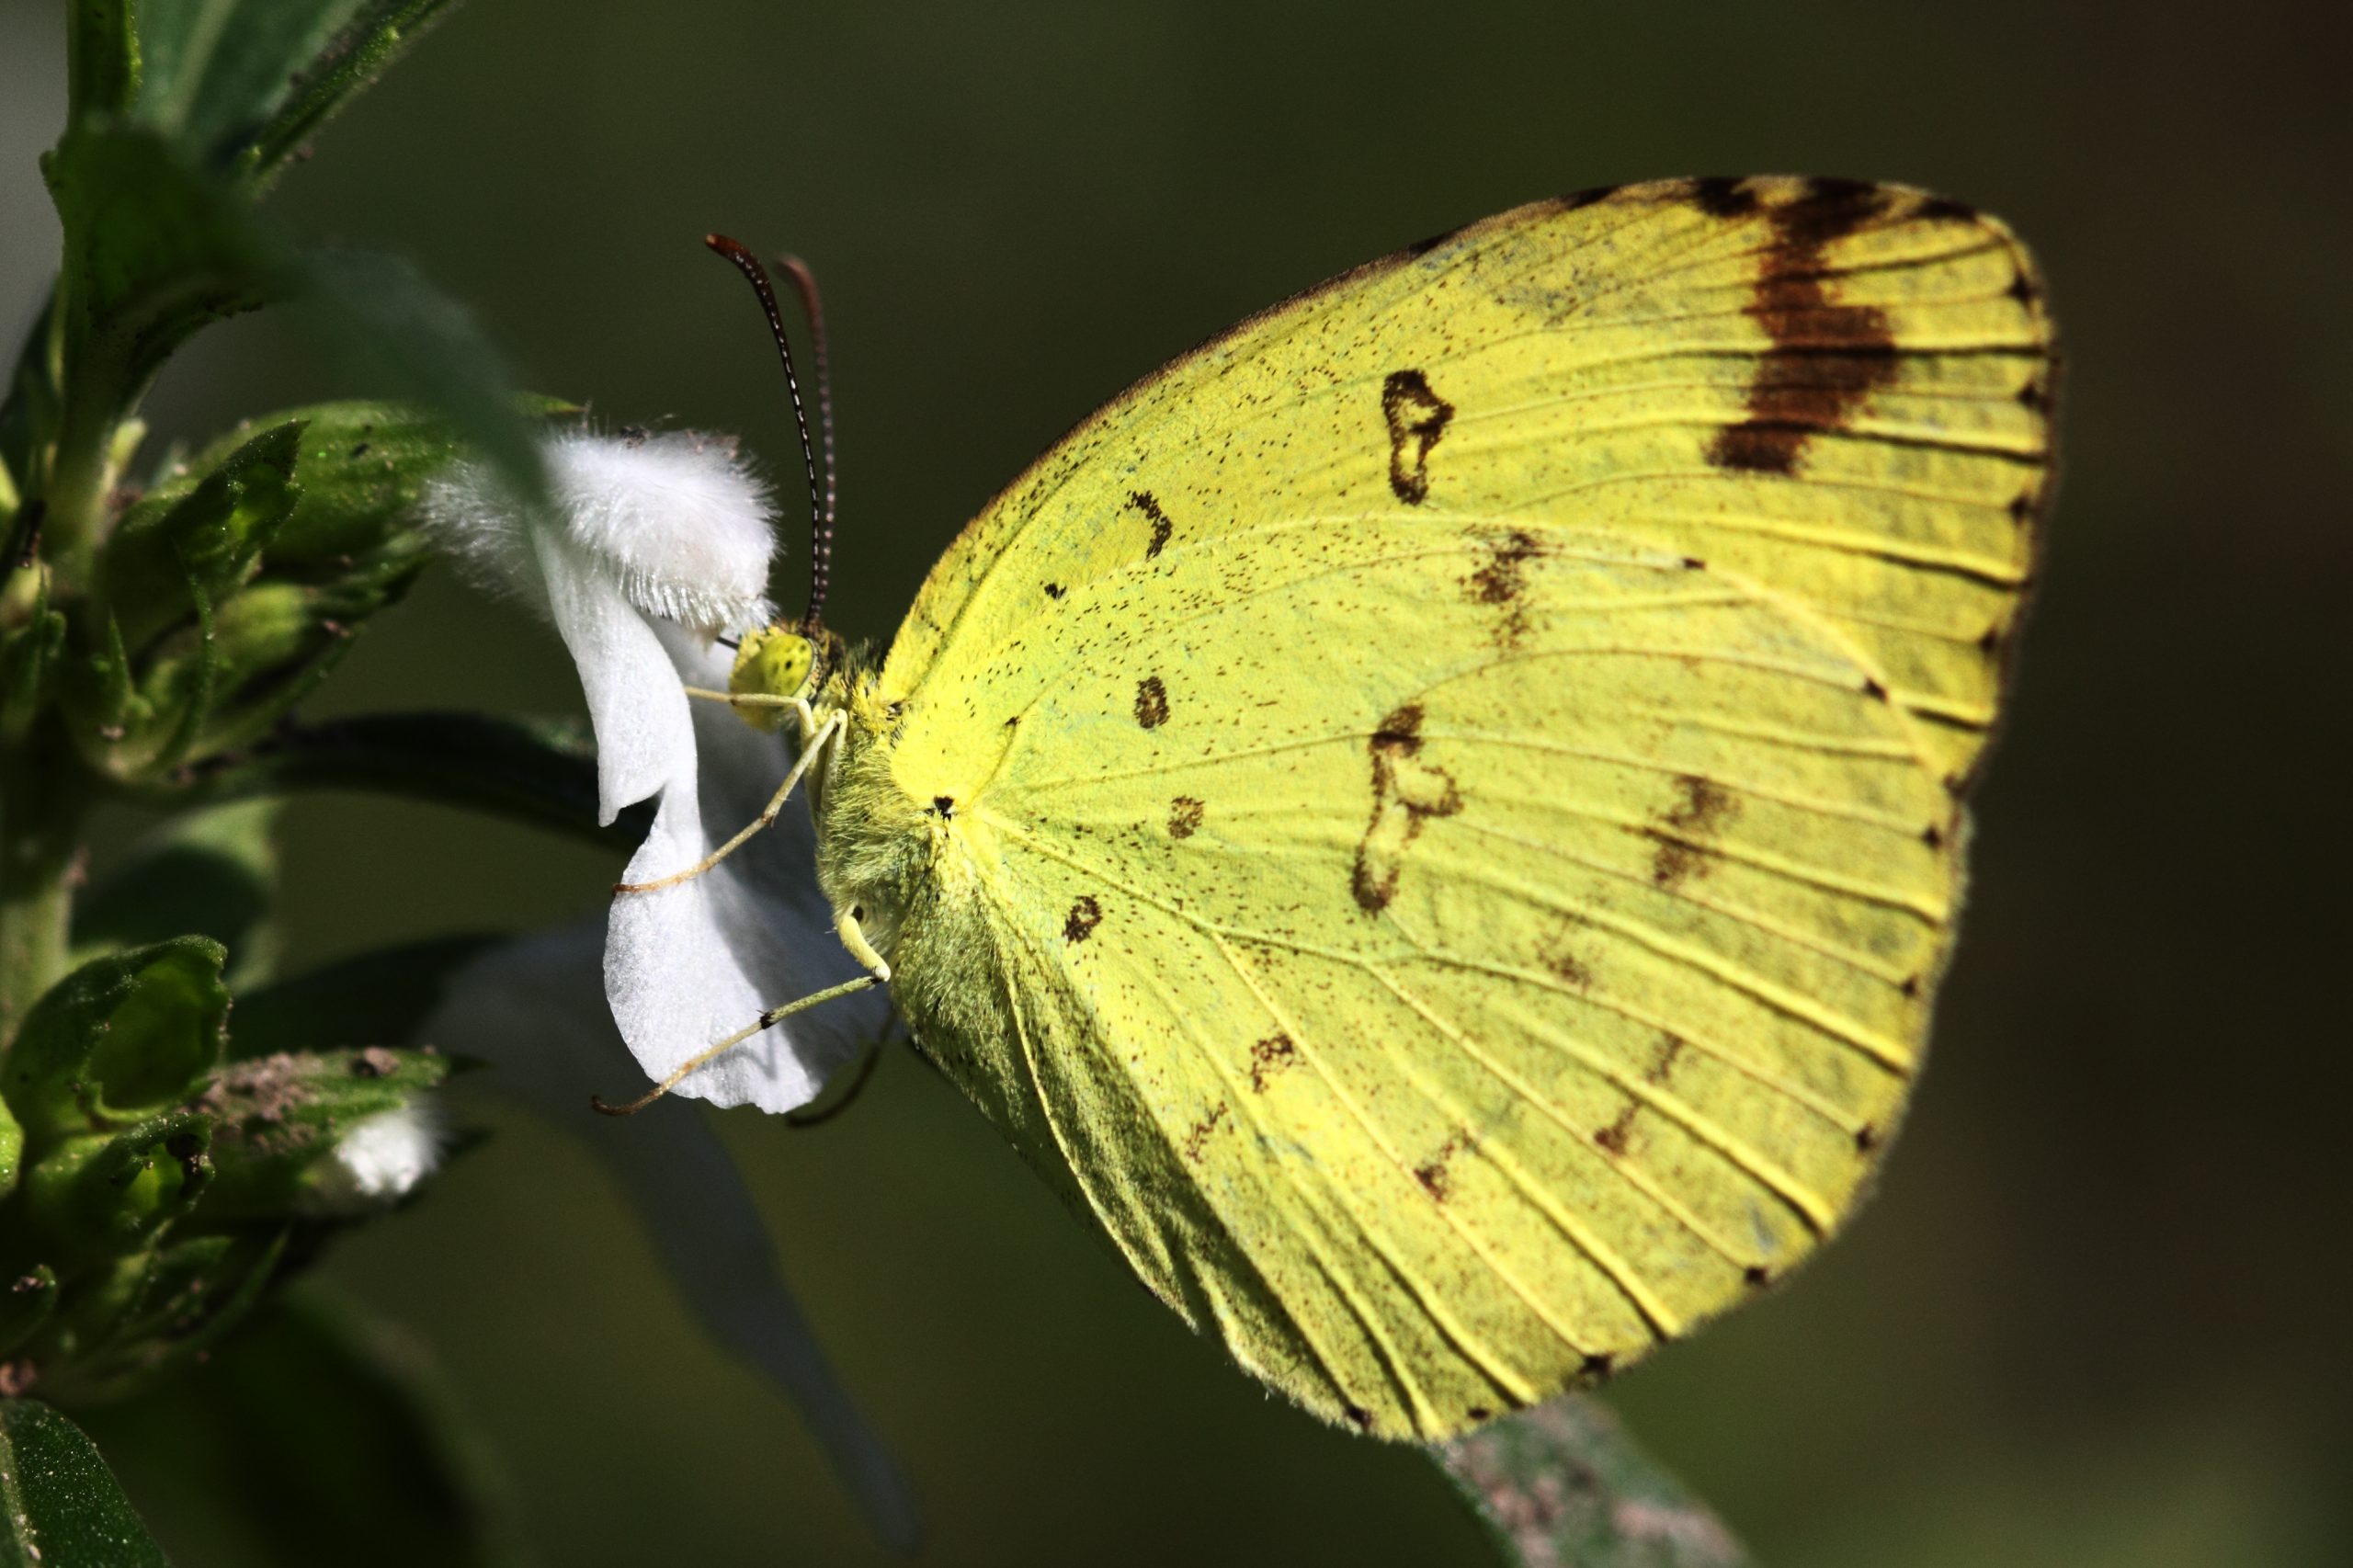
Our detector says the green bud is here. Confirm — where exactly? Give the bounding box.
[3,937,229,1148]
[17,1110,213,1264]
[193,1047,452,1222]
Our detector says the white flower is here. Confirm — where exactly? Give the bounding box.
[313,1100,445,1205]
[422,429,894,1111]
[417,925,918,1551]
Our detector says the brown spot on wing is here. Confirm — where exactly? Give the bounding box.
[1249,1034,1297,1093]
[1167,796,1204,838]
[1182,1102,1228,1162]
[1415,1132,1470,1199]
[1644,1031,1686,1084]
[1381,369,1454,504]
[1707,177,1900,475]
[1133,676,1169,729]
[1465,528,1540,648]
[1645,775,1741,890]
[1128,490,1175,559]
[1593,1104,1636,1155]
[1352,703,1464,911]
[1063,895,1101,942]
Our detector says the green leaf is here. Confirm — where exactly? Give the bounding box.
[46,1229,290,1401]
[43,126,290,450]
[299,250,545,506]
[191,1047,454,1221]
[1435,1398,1751,1568]
[98,420,306,655]
[170,710,643,848]
[3,938,229,1148]
[16,1110,215,1263]
[0,1400,170,1568]
[229,937,494,1060]
[135,2,462,187]
[72,802,282,990]
[75,1291,526,1568]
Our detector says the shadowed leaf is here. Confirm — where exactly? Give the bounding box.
[1435,1398,1750,1568]
[74,1291,527,1568]
[170,710,644,847]
[73,802,282,991]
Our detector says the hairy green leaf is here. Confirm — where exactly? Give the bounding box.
[0,1400,169,1568]
[99,421,305,654]
[43,126,290,447]
[1436,1399,1751,1568]
[192,1046,453,1221]
[3,938,229,1148]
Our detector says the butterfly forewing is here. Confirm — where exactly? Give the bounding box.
[858,176,2053,1437]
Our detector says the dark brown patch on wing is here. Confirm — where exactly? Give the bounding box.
[1043,582,1066,600]
[1593,1104,1637,1156]
[1645,774,1740,890]
[1351,703,1464,912]
[1415,1133,1469,1199]
[1381,369,1454,505]
[1643,1031,1686,1085]
[1465,528,1540,648]
[1555,183,1620,212]
[1248,1034,1296,1093]
[1128,490,1175,559]
[1182,1102,1228,1163]
[1133,676,1169,729]
[1063,895,1101,942]
[1707,178,1899,476]
[1688,176,1759,218]
[1167,796,1204,839]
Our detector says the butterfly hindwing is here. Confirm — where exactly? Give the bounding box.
[852,177,2053,1437]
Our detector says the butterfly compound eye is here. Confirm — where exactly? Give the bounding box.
[727,624,816,731]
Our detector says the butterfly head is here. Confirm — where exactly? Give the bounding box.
[726,623,817,731]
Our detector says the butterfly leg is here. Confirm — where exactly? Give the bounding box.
[589,968,886,1117]
[614,706,845,894]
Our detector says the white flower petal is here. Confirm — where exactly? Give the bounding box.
[604,623,900,1112]
[533,525,699,825]
[417,925,920,1552]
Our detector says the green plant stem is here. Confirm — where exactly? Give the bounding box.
[0,718,85,1051]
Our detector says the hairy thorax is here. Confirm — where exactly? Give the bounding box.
[809,668,1028,1080]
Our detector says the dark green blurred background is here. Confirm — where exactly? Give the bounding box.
[6,3,2349,1562]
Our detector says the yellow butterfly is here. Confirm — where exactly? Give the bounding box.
[626,177,2055,1439]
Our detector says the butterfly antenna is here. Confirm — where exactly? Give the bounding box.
[775,253,837,629]
[704,233,829,629]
